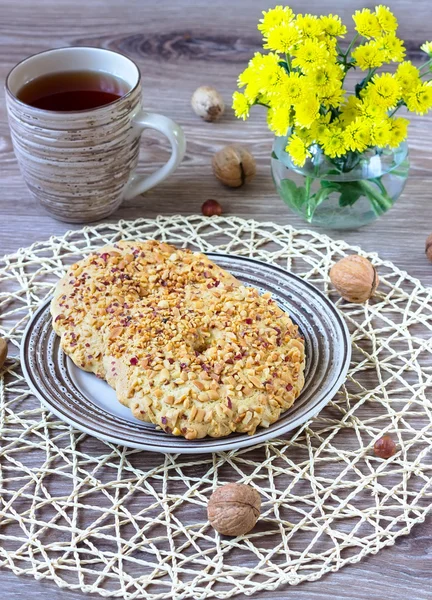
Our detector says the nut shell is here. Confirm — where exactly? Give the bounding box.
[207,483,261,536]
[0,338,7,369]
[212,145,256,188]
[201,199,222,217]
[426,233,432,262]
[374,435,397,459]
[191,86,225,122]
[330,254,379,303]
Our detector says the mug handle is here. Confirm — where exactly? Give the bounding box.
[123,110,186,200]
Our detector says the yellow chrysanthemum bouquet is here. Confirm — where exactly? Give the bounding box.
[233,5,432,227]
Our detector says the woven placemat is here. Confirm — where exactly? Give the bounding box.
[0,215,431,600]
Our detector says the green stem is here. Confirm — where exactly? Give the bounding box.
[285,53,292,73]
[304,176,315,221]
[420,57,432,71]
[367,67,378,81]
[357,179,393,215]
[354,67,378,97]
[304,180,340,222]
[373,177,389,197]
[344,33,360,60]
[305,175,312,203]
[339,34,360,84]
[388,101,404,117]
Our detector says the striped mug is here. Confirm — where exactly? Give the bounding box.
[5,47,186,223]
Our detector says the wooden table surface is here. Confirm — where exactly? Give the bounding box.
[1,0,431,598]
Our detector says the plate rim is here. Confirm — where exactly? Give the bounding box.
[20,253,352,454]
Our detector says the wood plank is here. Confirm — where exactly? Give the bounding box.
[1,1,431,599]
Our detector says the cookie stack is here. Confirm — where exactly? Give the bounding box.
[51,240,305,439]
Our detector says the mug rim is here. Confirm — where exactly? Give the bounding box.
[5,46,141,115]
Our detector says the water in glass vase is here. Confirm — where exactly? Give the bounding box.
[271,135,410,230]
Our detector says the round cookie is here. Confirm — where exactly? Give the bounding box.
[51,240,305,439]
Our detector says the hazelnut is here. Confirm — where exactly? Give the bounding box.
[207,483,261,536]
[201,199,222,217]
[426,233,432,262]
[212,145,256,188]
[374,435,397,459]
[330,254,379,303]
[0,337,7,369]
[191,86,225,122]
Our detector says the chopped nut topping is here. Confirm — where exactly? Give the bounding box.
[51,239,305,440]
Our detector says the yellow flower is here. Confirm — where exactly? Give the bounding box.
[357,98,387,120]
[375,5,398,34]
[294,96,320,127]
[370,119,391,147]
[320,84,345,108]
[295,126,314,146]
[320,14,347,37]
[292,39,329,72]
[344,118,371,152]
[377,33,406,62]
[405,82,432,115]
[233,3,420,153]
[306,63,343,94]
[363,73,401,109]
[264,23,301,53]
[272,71,304,104]
[232,92,250,120]
[267,105,292,136]
[242,52,280,75]
[421,41,432,56]
[353,8,382,39]
[309,113,331,144]
[285,133,311,167]
[258,5,294,36]
[339,95,361,125]
[321,36,338,56]
[242,82,260,103]
[295,14,323,38]
[352,41,386,69]
[238,53,285,101]
[387,117,409,147]
[395,61,421,96]
[320,125,347,157]
[239,53,279,85]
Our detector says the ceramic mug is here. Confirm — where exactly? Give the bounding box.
[5,47,186,223]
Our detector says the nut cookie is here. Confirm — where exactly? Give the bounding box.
[51,240,305,439]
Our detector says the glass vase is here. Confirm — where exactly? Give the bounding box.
[271,135,410,229]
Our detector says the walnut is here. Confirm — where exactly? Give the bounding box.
[426,233,432,262]
[191,86,225,122]
[207,483,261,536]
[0,338,7,369]
[330,254,379,303]
[212,145,256,188]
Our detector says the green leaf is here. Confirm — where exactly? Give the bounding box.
[355,76,369,98]
[337,182,364,207]
[279,179,307,210]
[305,183,339,221]
[320,180,342,190]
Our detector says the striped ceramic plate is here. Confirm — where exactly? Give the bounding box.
[20,253,351,454]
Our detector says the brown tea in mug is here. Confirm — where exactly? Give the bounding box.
[16,70,129,111]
